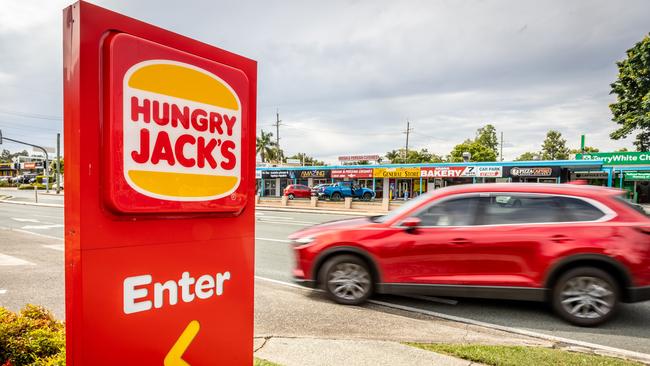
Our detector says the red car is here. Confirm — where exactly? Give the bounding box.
[283,184,312,199]
[289,183,650,326]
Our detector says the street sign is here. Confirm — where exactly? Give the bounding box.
[63,2,256,365]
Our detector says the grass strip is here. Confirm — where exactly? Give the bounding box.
[405,343,642,366]
[254,357,282,366]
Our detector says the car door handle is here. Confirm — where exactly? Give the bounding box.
[450,238,470,245]
[550,234,573,243]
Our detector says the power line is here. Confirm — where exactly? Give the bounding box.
[0,108,62,121]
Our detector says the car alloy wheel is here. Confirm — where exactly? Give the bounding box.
[288,193,295,200]
[321,255,372,305]
[363,192,371,201]
[552,267,619,326]
[331,193,341,201]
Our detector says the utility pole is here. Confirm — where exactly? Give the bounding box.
[274,109,282,163]
[500,131,504,162]
[403,120,413,159]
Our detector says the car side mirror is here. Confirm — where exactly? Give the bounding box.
[400,217,421,231]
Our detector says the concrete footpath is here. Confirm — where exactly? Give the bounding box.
[254,278,551,366]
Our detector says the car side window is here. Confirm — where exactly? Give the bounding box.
[478,194,561,225]
[414,196,479,226]
[556,197,605,221]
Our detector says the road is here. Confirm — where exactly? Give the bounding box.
[1,202,649,355]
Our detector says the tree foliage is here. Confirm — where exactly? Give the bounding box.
[476,124,499,158]
[515,151,539,161]
[256,130,280,163]
[569,146,599,154]
[541,130,570,160]
[609,33,650,151]
[285,152,325,166]
[384,148,444,164]
[448,139,497,162]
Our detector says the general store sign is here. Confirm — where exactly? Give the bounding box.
[576,152,650,166]
[331,168,373,178]
[420,166,502,178]
[373,167,420,178]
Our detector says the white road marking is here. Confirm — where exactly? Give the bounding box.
[0,289,7,295]
[255,237,292,243]
[11,218,40,223]
[256,215,295,220]
[0,253,35,266]
[42,244,64,251]
[13,229,63,241]
[254,275,650,364]
[256,220,317,226]
[21,224,64,230]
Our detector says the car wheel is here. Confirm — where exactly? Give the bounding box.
[331,192,342,201]
[288,193,295,200]
[362,192,371,201]
[320,255,373,305]
[552,267,619,327]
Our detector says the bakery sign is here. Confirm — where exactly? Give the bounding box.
[420,166,502,178]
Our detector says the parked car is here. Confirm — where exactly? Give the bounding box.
[283,184,312,199]
[311,184,331,196]
[317,181,375,201]
[289,183,650,326]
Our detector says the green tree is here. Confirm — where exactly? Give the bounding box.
[256,130,277,163]
[0,149,10,163]
[448,139,497,162]
[476,124,499,158]
[617,147,629,152]
[569,146,599,154]
[515,151,539,161]
[541,130,570,160]
[609,33,650,151]
[285,152,325,166]
[384,148,444,163]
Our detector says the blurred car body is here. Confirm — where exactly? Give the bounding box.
[290,183,650,326]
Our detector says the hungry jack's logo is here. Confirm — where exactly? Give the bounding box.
[123,60,241,201]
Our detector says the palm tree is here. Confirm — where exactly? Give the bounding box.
[256,130,276,162]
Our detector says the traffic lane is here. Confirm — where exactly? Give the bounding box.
[0,203,64,239]
[253,210,650,354]
[0,229,64,319]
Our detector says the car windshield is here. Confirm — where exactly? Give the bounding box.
[370,191,435,223]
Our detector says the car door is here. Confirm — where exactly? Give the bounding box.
[382,194,483,284]
[465,193,571,287]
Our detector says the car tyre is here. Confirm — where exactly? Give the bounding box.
[331,192,342,201]
[362,192,372,201]
[288,193,295,200]
[552,267,619,327]
[320,254,373,305]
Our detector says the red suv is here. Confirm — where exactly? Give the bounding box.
[283,184,312,199]
[289,183,650,326]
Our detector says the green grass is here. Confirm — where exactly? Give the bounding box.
[254,358,281,366]
[406,343,642,366]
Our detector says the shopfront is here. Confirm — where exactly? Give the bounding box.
[297,169,331,187]
[260,170,297,196]
[420,165,503,190]
[373,167,420,200]
[503,166,562,183]
[577,152,650,200]
[624,171,650,203]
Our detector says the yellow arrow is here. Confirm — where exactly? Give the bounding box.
[164,320,201,366]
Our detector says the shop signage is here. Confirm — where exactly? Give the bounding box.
[286,158,301,164]
[420,166,502,178]
[624,172,650,181]
[298,169,330,179]
[338,154,380,162]
[331,168,373,178]
[22,162,37,170]
[505,166,559,177]
[255,170,262,179]
[576,152,650,166]
[572,172,609,180]
[373,167,420,178]
[64,2,256,365]
[260,170,296,179]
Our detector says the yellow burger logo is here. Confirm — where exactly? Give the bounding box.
[123,60,241,201]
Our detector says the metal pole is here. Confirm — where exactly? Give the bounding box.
[34,184,38,203]
[56,133,61,194]
[44,151,50,193]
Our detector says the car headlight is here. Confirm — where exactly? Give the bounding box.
[294,236,315,245]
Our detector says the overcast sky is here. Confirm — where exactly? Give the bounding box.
[0,0,648,163]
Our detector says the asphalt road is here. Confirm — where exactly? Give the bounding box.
[1,202,649,354]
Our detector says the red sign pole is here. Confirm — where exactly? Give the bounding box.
[63,2,256,364]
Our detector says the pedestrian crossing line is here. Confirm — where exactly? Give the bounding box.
[0,253,35,266]
[11,218,40,223]
[21,224,64,230]
[0,289,7,295]
[42,244,64,251]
